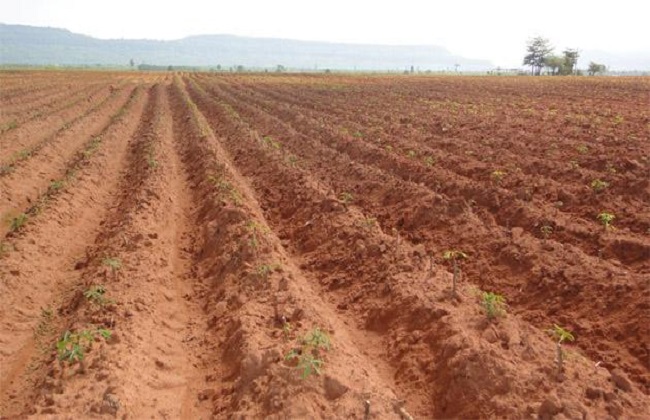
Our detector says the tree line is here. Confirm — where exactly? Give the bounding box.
[524,37,607,76]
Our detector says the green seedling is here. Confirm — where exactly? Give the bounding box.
[540,225,553,242]
[102,257,122,272]
[49,180,65,192]
[285,350,324,379]
[262,136,281,149]
[407,150,417,158]
[15,149,32,160]
[56,328,112,365]
[207,173,223,187]
[550,324,575,374]
[34,307,55,341]
[147,153,158,169]
[597,212,615,230]
[8,213,28,232]
[256,263,279,280]
[84,285,114,307]
[282,320,293,340]
[207,175,222,190]
[359,217,377,230]
[208,175,242,206]
[423,156,436,167]
[0,241,13,257]
[0,120,18,133]
[491,170,506,184]
[612,115,624,126]
[228,189,243,206]
[339,192,354,205]
[590,179,609,193]
[285,327,331,379]
[303,327,331,350]
[576,144,589,154]
[246,221,269,252]
[481,292,507,320]
[353,131,363,138]
[247,220,269,235]
[285,154,299,168]
[83,136,102,158]
[0,164,14,175]
[443,250,468,297]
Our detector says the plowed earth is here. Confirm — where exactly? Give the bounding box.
[1,71,648,419]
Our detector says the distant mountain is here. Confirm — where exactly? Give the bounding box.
[0,23,492,71]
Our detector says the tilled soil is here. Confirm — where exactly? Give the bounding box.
[1,71,648,418]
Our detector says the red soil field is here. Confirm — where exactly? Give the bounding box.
[1,71,648,418]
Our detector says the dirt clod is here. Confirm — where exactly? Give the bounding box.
[323,375,348,400]
[610,368,633,392]
[538,395,563,419]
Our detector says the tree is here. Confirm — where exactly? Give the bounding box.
[544,55,564,75]
[524,37,553,76]
[562,49,579,75]
[588,62,607,76]
[129,58,135,68]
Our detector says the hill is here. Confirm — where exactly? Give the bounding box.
[0,23,492,71]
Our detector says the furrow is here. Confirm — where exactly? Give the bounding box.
[0,85,151,416]
[191,75,650,393]
[0,86,139,235]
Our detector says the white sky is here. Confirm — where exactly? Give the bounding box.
[3,0,649,67]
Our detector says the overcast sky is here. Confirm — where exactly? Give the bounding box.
[3,0,649,67]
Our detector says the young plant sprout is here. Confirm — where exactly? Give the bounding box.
[550,324,575,375]
[540,224,553,242]
[285,327,331,379]
[481,292,507,319]
[443,250,468,297]
[597,212,615,230]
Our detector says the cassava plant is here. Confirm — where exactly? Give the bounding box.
[339,192,354,206]
[443,250,468,297]
[0,241,12,258]
[84,285,114,307]
[597,212,615,230]
[256,263,279,280]
[282,320,293,340]
[102,257,122,276]
[491,170,506,185]
[540,224,553,243]
[481,292,507,320]
[8,213,28,232]
[246,220,269,254]
[57,328,112,367]
[423,156,436,167]
[285,327,331,379]
[590,179,609,193]
[360,217,377,229]
[550,324,575,375]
